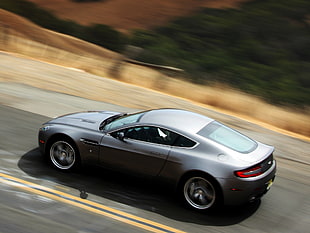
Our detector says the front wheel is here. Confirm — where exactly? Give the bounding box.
[49,140,79,171]
[182,176,218,210]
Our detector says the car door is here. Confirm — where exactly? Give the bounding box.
[99,126,174,177]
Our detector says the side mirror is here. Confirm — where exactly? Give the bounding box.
[116,132,125,141]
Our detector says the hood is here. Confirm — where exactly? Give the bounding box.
[47,111,122,131]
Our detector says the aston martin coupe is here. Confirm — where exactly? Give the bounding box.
[38,108,276,210]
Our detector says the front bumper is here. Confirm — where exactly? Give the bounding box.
[38,129,48,155]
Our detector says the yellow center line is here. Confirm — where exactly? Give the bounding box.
[0,172,186,233]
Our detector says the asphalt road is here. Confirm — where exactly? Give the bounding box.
[0,54,309,233]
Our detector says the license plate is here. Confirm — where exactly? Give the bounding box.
[266,179,273,190]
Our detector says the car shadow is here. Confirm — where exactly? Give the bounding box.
[18,148,261,226]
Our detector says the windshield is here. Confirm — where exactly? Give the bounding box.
[102,112,144,131]
[198,121,257,153]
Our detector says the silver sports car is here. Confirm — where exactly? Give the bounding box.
[38,108,276,210]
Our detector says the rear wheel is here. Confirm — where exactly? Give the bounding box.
[182,176,218,210]
[49,139,79,171]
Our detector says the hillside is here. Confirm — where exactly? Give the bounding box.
[26,0,250,32]
[0,9,117,58]
[0,8,309,138]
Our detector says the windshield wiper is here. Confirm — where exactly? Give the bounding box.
[99,113,127,130]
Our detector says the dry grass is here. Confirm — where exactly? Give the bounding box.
[26,0,250,32]
[0,9,118,58]
[0,9,309,139]
[120,67,310,138]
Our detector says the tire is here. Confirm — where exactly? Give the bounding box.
[181,175,218,210]
[48,139,80,171]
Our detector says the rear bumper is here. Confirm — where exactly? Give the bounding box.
[218,160,276,206]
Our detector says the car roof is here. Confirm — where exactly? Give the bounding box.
[139,109,214,134]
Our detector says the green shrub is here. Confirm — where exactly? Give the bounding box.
[131,0,310,107]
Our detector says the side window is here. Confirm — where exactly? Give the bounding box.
[148,127,178,145]
[173,135,196,148]
[125,127,147,141]
[112,127,196,147]
[124,126,178,145]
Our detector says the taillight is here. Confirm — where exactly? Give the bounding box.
[235,154,274,178]
[235,165,262,178]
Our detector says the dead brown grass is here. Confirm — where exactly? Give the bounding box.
[26,0,250,32]
[0,9,117,58]
[119,69,310,138]
[0,9,309,139]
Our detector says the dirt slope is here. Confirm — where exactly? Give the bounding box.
[0,9,117,58]
[26,0,250,32]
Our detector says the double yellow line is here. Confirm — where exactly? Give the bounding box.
[0,172,186,233]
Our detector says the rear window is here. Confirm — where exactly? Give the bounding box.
[198,121,257,153]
